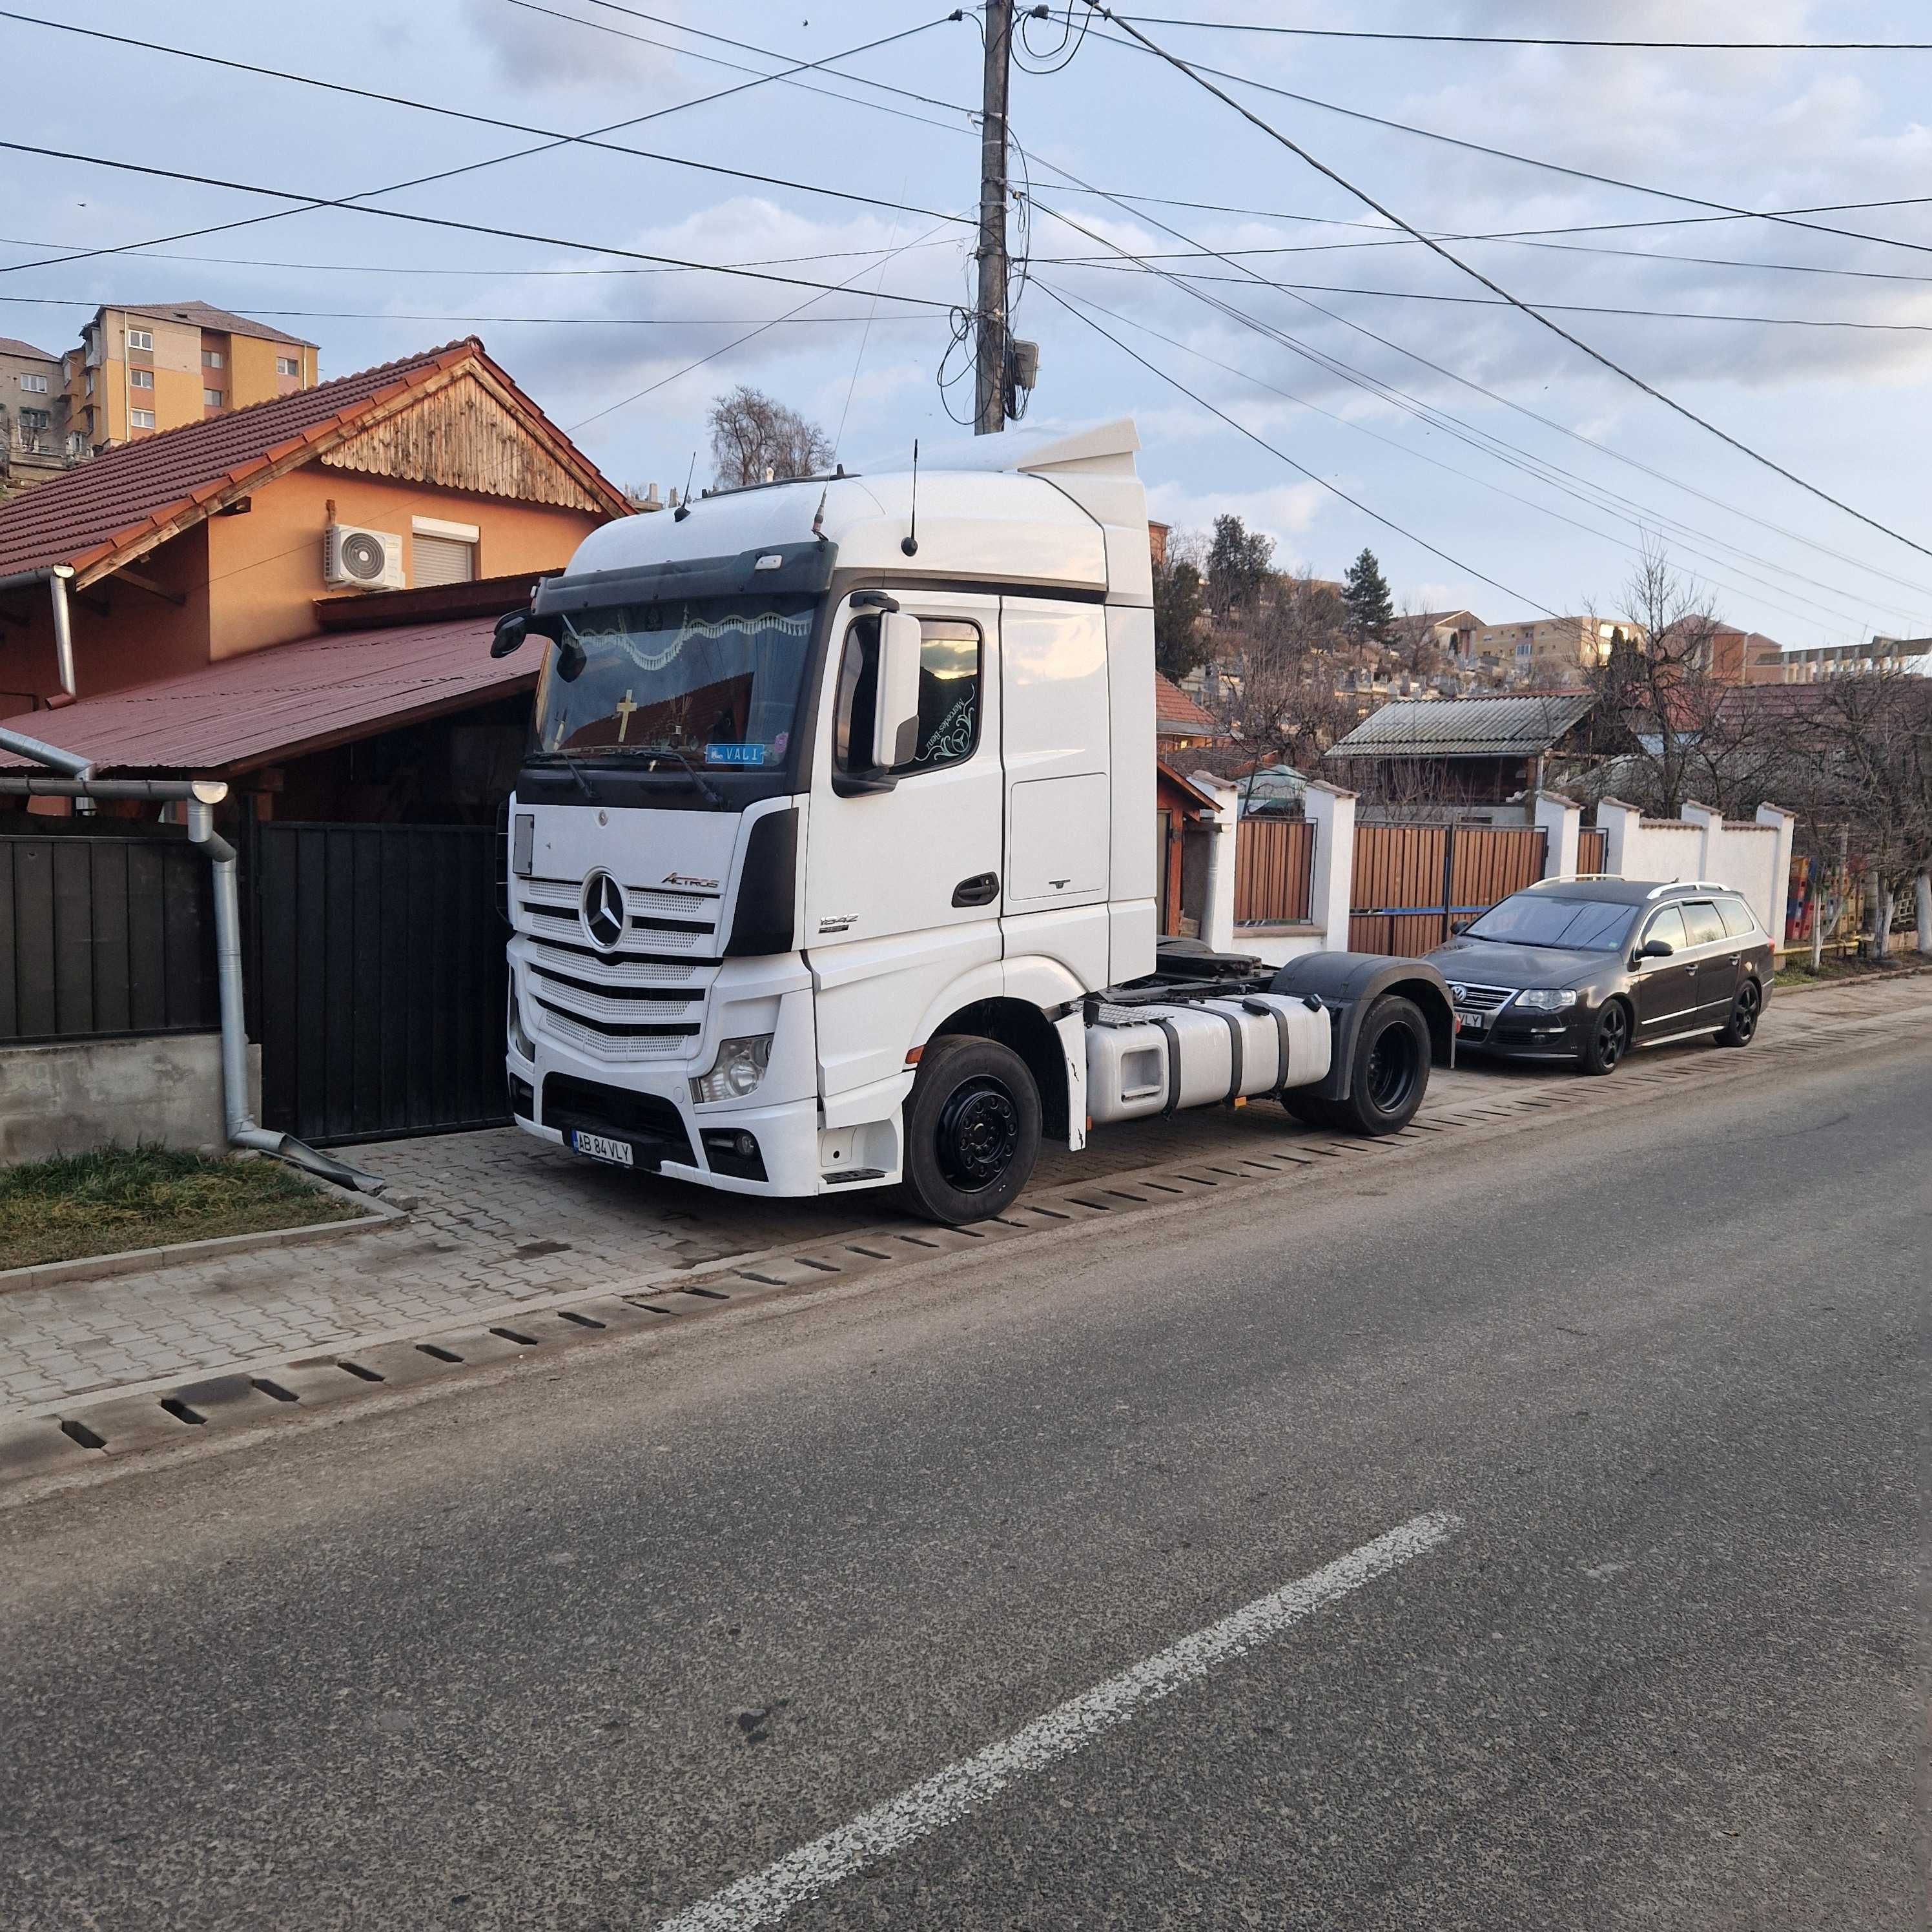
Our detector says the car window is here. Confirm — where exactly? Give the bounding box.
[1717,896,1758,939]
[1461,894,1636,950]
[1641,905,1687,952]
[834,615,982,776]
[1680,901,1726,949]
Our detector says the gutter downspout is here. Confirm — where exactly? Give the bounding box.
[0,562,79,701]
[0,760,384,1193]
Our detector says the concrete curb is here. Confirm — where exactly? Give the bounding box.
[0,1180,405,1297]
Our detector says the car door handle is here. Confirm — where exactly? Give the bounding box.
[952,871,1000,907]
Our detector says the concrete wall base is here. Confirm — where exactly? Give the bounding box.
[0,1033,262,1166]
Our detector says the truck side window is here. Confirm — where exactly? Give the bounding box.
[834,615,981,776]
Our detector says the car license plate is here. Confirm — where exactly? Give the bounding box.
[571,1131,633,1167]
[1455,1008,1487,1033]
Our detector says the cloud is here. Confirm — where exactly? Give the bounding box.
[457,0,684,94]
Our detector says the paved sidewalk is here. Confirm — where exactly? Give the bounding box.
[2,975,1923,1417]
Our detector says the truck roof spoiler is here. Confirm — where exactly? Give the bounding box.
[904,416,1141,480]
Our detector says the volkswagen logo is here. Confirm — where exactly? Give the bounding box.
[581,870,627,951]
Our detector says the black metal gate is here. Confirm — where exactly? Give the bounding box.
[246,821,509,1146]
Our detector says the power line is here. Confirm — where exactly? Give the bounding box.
[1018,163,1932,606]
[1032,260,1932,333]
[0,293,949,327]
[1033,281,1561,615]
[1082,3,1932,561]
[1040,278,1904,639]
[0,139,958,309]
[0,8,971,285]
[1077,17,1932,264]
[1096,14,1932,52]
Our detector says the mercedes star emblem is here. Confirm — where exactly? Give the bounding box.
[581,869,626,951]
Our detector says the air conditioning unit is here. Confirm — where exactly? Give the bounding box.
[322,522,405,591]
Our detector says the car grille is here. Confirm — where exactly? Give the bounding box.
[514,873,722,1058]
[1446,981,1514,1012]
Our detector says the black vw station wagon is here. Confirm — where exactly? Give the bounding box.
[1426,878,1776,1076]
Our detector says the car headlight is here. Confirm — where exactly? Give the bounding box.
[1513,987,1579,1012]
[690,1033,774,1105]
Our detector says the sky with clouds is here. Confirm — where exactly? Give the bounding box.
[8,1,1932,645]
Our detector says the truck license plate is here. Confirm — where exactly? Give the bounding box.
[571,1131,633,1167]
[1455,1009,1486,1033]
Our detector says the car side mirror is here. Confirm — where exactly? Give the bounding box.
[870,610,922,769]
[1638,938,1674,960]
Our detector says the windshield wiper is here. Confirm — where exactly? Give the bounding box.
[637,745,728,809]
[528,750,595,801]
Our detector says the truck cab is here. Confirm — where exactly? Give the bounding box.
[498,420,1448,1223]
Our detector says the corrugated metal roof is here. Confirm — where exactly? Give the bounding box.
[1326,690,1596,759]
[0,614,528,775]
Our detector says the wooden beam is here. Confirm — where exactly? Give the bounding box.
[112,567,187,608]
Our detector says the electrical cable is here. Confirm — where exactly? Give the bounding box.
[570,212,967,433]
[1090,14,1932,52]
[0,10,972,283]
[1075,16,1932,264]
[1033,280,1563,615]
[1039,278,1902,640]
[1079,3,1932,560]
[1020,179,1932,608]
[0,293,949,327]
[0,139,958,309]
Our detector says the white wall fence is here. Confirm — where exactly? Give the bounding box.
[1197,780,1798,961]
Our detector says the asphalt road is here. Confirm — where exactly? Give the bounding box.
[2,1031,1925,1931]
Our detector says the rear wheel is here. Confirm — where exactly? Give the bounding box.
[1324,995,1430,1135]
[900,1036,1041,1226]
[1714,976,1763,1048]
[1577,1000,1631,1076]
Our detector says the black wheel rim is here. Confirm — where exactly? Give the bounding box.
[1733,981,1760,1040]
[1599,1005,1628,1067]
[935,1076,1020,1194]
[1364,1023,1421,1115]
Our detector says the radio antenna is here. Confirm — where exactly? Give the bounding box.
[673,449,697,521]
[901,439,920,557]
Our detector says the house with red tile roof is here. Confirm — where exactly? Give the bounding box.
[1155,670,1221,750]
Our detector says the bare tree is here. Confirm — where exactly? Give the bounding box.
[1215,569,1355,768]
[706,385,832,488]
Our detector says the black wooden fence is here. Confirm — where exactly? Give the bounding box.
[245,821,509,1146]
[0,832,218,1043]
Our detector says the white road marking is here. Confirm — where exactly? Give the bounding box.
[654,1510,1461,1932]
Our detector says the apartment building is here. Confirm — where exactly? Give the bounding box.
[1474,614,1634,682]
[0,336,81,495]
[61,302,319,452]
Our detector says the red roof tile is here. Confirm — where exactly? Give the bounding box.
[0,336,628,583]
[1155,671,1217,735]
[0,614,528,775]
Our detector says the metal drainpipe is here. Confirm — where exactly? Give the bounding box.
[185,796,385,1195]
[47,566,77,701]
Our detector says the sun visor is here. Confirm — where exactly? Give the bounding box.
[533,540,839,615]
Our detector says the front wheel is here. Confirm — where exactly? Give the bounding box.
[900,1036,1042,1226]
[1714,977,1763,1048]
[1578,1000,1631,1076]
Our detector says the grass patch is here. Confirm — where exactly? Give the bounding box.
[1776,951,1928,991]
[0,1144,362,1273]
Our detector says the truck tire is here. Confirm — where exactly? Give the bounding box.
[1330,994,1431,1135]
[899,1036,1042,1226]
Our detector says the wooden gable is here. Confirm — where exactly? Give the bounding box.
[319,369,605,512]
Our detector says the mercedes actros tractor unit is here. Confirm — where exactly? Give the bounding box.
[491,420,1452,1225]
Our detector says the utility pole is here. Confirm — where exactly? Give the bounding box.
[974,0,1013,436]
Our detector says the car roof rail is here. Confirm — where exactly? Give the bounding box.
[1643,879,1731,898]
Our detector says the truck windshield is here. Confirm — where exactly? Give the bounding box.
[1463,895,1636,950]
[533,592,817,770]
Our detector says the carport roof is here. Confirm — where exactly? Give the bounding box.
[0,613,529,776]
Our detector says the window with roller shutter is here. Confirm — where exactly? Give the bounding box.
[412,531,477,586]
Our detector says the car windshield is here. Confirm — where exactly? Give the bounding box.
[533,592,817,769]
[1463,894,1636,951]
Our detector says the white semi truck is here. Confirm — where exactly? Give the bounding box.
[491,420,1453,1224]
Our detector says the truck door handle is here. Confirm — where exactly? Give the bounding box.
[952,871,999,907]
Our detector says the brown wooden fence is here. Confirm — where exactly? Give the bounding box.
[1577,827,1608,873]
[1233,817,1315,925]
[1348,821,1547,954]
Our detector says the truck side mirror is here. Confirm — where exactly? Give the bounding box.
[871,610,923,770]
[489,611,530,658]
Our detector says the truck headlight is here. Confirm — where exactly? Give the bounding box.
[1514,988,1578,1012]
[690,1034,773,1105]
[508,983,536,1061]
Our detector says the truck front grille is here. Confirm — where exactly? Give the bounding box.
[540,1074,694,1167]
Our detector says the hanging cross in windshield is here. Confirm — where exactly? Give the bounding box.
[613,690,637,743]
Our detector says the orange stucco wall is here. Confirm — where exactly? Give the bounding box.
[0,460,604,706]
